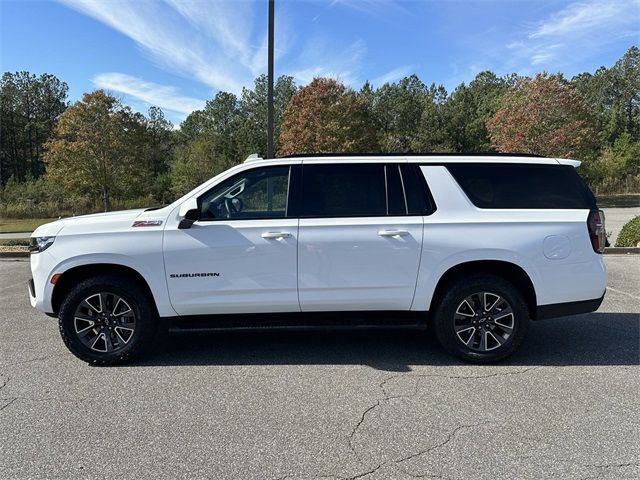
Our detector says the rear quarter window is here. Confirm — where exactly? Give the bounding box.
[446,163,596,209]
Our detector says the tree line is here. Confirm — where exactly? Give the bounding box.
[0,46,638,217]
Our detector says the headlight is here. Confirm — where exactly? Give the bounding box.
[29,236,55,254]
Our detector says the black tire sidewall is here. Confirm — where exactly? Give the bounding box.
[58,276,156,365]
[433,275,530,363]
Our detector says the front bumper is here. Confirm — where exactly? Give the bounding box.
[535,290,606,320]
[28,249,58,314]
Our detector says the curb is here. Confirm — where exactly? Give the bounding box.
[0,251,29,258]
[603,247,640,254]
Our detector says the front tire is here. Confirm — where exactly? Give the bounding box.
[58,275,157,365]
[433,274,530,363]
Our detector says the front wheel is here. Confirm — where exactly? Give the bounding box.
[58,275,157,365]
[433,275,530,363]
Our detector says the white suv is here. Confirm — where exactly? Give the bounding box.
[28,154,607,364]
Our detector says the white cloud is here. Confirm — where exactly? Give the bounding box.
[518,0,639,70]
[371,65,414,87]
[529,0,631,39]
[477,0,640,76]
[92,72,206,115]
[289,38,366,87]
[59,0,268,94]
[329,0,408,16]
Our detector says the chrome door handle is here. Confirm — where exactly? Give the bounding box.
[378,229,409,237]
[261,232,292,239]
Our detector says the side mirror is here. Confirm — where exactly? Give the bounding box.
[178,198,199,229]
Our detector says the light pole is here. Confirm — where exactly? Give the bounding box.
[267,0,275,159]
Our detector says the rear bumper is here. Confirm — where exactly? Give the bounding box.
[535,291,605,320]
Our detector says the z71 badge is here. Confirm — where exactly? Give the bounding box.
[132,220,163,227]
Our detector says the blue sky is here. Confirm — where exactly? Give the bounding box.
[1,0,638,124]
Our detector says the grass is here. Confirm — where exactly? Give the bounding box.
[0,218,57,233]
[0,238,30,246]
[597,194,640,208]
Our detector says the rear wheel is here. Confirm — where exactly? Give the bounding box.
[58,275,157,365]
[433,275,529,363]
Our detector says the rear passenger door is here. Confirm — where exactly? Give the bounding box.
[296,162,429,311]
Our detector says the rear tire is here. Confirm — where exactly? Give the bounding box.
[58,275,157,365]
[433,274,529,363]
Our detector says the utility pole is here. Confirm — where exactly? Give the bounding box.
[267,0,275,159]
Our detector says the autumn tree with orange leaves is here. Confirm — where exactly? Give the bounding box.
[487,73,597,159]
[278,78,378,156]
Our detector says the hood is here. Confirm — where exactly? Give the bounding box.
[32,209,147,237]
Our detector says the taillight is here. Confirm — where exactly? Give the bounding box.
[587,209,606,253]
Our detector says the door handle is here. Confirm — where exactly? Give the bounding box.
[261,232,292,239]
[378,229,409,237]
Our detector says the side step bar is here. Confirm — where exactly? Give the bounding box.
[164,311,429,333]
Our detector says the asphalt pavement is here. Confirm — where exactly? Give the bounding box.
[0,257,638,479]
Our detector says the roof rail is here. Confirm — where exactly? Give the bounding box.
[244,153,263,163]
[281,152,545,158]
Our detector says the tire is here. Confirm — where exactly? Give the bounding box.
[432,274,530,363]
[58,275,157,365]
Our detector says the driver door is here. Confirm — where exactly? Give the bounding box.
[163,164,300,315]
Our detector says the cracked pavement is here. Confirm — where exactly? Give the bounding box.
[1,256,639,479]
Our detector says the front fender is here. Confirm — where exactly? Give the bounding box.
[42,253,176,317]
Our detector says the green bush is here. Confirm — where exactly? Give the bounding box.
[615,215,640,247]
[0,176,165,218]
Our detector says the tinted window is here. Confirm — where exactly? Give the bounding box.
[199,166,290,220]
[385,165,406,215]
[447,164,596,209]
[300,164,387,217]
[400,164,434,215]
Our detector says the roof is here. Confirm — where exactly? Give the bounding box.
[246,152,580,167]
[282,152,545,158]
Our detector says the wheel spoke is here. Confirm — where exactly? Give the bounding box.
[104,332,116,352]
[493,312,514,330]
[484,292,501,312]
[91,332,108,352]
[114,326,134,344]
[74,317,96,334]
[484,330,503,351]
[456,299,475,317]
[455,326,476,345]
[112,297,132,317]
[83,294,103,314]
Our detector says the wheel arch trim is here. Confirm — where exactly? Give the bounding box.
[414,253,540,317]
[47,254,176,317]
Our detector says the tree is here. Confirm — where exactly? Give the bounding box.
[43,90,149,211]
[146,106,174,176]
[487,73,596,158]
[584,131,640,191]
[413,83,450,152]
[236,74,297,157]
[372,75,428,152]
[0,71,68,183]
[278,78,378,155]
[169,91,242,196]
[573,46,640,145]
[442,71,514,152]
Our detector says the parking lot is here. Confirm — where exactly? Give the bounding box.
[1,256,638,479]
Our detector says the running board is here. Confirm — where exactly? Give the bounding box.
[165,311,429,333]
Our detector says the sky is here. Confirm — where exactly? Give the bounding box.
[1,0,638,124]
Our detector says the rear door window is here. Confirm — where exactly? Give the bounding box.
[300,164,387,217]
[446,164,596,209]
